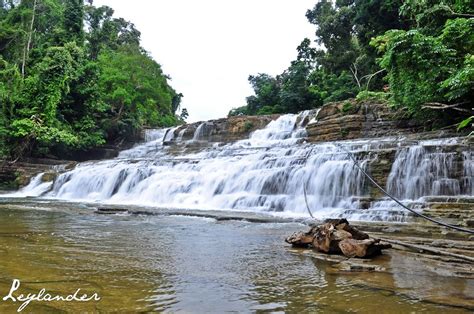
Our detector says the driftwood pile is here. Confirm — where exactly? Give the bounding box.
[285,219,391,258]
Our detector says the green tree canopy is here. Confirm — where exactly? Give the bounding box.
[0,0,182,159]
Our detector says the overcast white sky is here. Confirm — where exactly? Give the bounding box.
[94,0,316,122]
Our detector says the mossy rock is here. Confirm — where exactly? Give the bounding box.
[41,172,57,182]
[15,172,31,187]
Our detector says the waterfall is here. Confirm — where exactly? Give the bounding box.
[249,115,298,142]
[163,126,180,142]
[118,128,169,159]
[9,173,52,197]
[193,123,209,141]
[462,151,473,195]
[297,110,312,127]
[359,138,472,222]
[15,114,370,218]
[177,128,187,142]
[387,141,463,200]
[144,129,166,142]
[307,108,322,126]
[11,114,473,222]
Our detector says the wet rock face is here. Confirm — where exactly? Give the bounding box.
[0,159,74,190]
[367,149,397,199]
[154,99,465,146]
[0,165,19,190]
[41,172,58,182]
[306,100,421,142]
[170,114,280,143]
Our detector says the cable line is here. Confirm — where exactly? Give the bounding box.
[334,144,474,235]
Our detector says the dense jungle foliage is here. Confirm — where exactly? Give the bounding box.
[0,0,183,159]
[230,0,473,130]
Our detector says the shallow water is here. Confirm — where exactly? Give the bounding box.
[0,205,472,313]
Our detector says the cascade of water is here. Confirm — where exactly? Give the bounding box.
[164,126,180,142]
[9,173,52,197]
[118,128,169,159]
[248,115,298,144]
[292,111,314,139]
[144,129,166,142]
[177,128,187,142]
[297,110,312,128]
[386,142,461,200]
[193,123,207,141]
[14,115,370,218]
[462,151,473,195]
[307,108,322,126]
[11,114,472,222]
[358,138,471,222]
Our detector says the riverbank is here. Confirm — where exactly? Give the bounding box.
[0,202,472,312]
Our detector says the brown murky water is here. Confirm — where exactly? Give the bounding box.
[0,204,473,313]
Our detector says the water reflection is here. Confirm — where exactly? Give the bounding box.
[0,207,472,313]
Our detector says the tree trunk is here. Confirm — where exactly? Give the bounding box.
[21,0,37,78]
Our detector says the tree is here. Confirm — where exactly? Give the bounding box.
[97,46,178,141]
[306,0,358,75]
[0,0,181,159]
[84,5,141,59]
[179,108,189,121]
[21,0,36,77]
[84,4,115,59]
[372,16,473,121]
[280,61,322,113]
[245,74,280,114]
[62,0,85,45]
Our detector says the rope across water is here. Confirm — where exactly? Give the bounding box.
[302,144,474,235]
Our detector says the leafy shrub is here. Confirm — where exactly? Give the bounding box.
[243,121,254,132]
[356,91,389,103]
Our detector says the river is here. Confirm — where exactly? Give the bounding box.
[0,113,472,312]
[0,203,472,312]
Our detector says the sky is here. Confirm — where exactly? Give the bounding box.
[94,0,317,122]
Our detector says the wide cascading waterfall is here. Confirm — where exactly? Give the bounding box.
[14,113,473,221]
[15,113,370,219]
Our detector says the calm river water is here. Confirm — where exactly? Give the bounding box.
[0,204,472,313]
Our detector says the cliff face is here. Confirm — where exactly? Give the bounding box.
[306,100,423,142]
[164,100,462,145]
[0,158,76,190]
[162,114,280,144]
